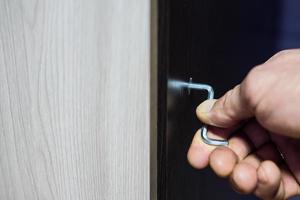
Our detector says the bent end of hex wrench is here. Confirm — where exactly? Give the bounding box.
[200,125,228,146]
[168,78,229,146]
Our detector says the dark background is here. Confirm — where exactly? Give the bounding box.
[158,0,300,199]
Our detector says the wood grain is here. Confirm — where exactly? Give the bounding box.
[0,0,152,199]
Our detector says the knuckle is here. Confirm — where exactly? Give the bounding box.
[241,66,278,124]
[276,49,293,57]
[222,87,237,120]
[240,66,262,109]
[274,49,295,62]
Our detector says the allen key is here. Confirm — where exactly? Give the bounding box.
[168,78,229,146]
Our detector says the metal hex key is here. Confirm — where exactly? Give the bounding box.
[168,78,229,146]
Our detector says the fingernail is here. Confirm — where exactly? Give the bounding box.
[197,100,216,113]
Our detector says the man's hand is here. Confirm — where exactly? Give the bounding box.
[187,49,300,200]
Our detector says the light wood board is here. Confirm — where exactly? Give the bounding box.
[0,0,154,199]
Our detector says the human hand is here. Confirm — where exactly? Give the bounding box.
[187,49,300,200]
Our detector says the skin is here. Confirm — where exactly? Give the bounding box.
[187,49,300,200]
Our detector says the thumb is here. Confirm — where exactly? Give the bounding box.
[196,85,253,128]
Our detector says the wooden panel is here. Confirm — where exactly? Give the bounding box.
[0,0,153,199]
